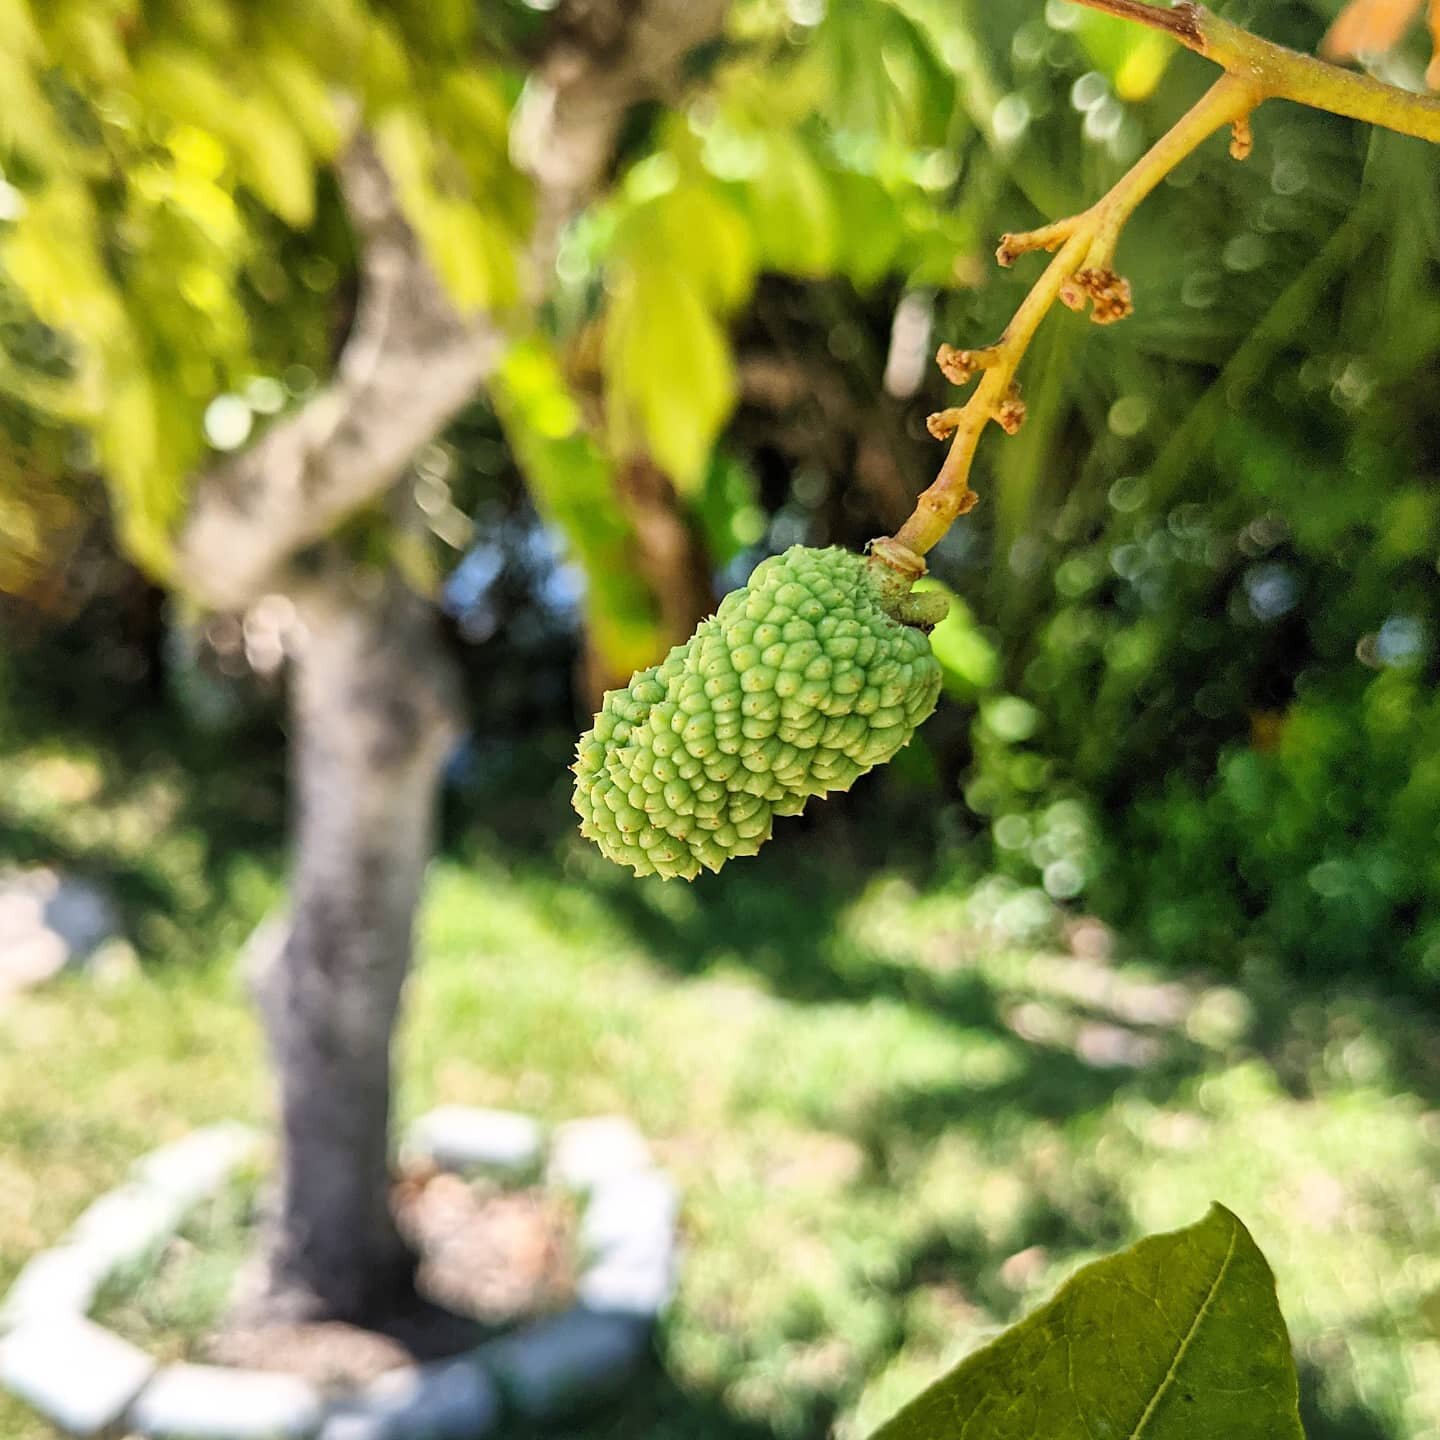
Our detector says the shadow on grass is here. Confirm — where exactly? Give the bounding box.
[569,817,1440,1123]
[1299,1360,1399,1440]
[572,842,1238,1152]
[5,708,1433,1440]
[0,694,286,968]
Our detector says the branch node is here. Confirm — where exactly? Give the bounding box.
[867,536,928,584]
[880,1,1440,567]
[1074,268,1135,325]
[995,385,1027,435]
[936,342,999,386]
[1229,113,1254,159]
[926,407,965,440]
[996,218,1076,267]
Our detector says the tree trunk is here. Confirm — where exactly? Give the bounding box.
[246,562,460,1324]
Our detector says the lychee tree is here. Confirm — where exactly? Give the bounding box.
[2,0,734,1325]
[3,3,1437,1406]
[1,0,986,1325]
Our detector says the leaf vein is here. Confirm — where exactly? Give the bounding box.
[1127,1220,1239,1439]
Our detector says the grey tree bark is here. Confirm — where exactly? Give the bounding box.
[245,567,460,1321]
[171,0,729,1327]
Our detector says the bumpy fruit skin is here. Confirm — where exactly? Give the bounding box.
[573,545,943,879]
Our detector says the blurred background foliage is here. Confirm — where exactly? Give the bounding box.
[4,1,1440,1437]
[6,0,1438,990]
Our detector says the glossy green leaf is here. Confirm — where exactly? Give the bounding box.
[870,1206,1303,1440]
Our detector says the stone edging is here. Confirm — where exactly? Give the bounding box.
[0,1110,680,1439]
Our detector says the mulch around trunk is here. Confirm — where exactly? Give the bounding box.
[205,1167,577,1388]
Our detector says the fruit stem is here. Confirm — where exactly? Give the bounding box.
[874,0,1440,563]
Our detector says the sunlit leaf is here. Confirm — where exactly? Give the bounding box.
[100,368,179,575]
[1075,13,1176,102]
[613,181,756,313]
[362,15,414,108]
[133,46,244,144]
[494,338,663,676]
[232,92,315,228]
[869,1206,1303,1440]
[373,106,519,310]
[262,44,343,158]
[603,263,737,493]
[49,0,133,86]
[0,6,67,170]
[740,130,837,277]
[258,0,369,74]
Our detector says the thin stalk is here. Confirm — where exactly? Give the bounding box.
[889,74,1255,559]
[875,0,1440,575]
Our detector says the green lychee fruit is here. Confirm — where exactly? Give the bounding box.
[572,545,945,879]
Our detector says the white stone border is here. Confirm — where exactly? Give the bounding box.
[0,1111,680,1440]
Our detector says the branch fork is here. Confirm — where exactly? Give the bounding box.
[870,0,1440,576]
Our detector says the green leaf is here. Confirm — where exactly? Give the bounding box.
[231,91,315,227]
[695,451,762,566]
[372,106,519,310]
[101,368,182,576]
[48,0,133,86]
[0,3,68,171]
[815,1,894,138]
[133,47,317,227]
[260,43,342,158]
[740,130,836,277]
[133,47,245,145]
[827,170,903,288]
[493,338,663,677]
[869,1205,1303,1440]
[1075,13,1176,103]
[614,183,756,314]
[603,263,737,493]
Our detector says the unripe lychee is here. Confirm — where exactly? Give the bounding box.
[573,545,944,879]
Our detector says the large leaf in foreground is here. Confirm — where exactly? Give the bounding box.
[870,1205,1303,1440]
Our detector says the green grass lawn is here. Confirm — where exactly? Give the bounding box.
[3,733,1440,1439]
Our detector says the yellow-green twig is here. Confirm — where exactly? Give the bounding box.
[872,0,1440,576]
